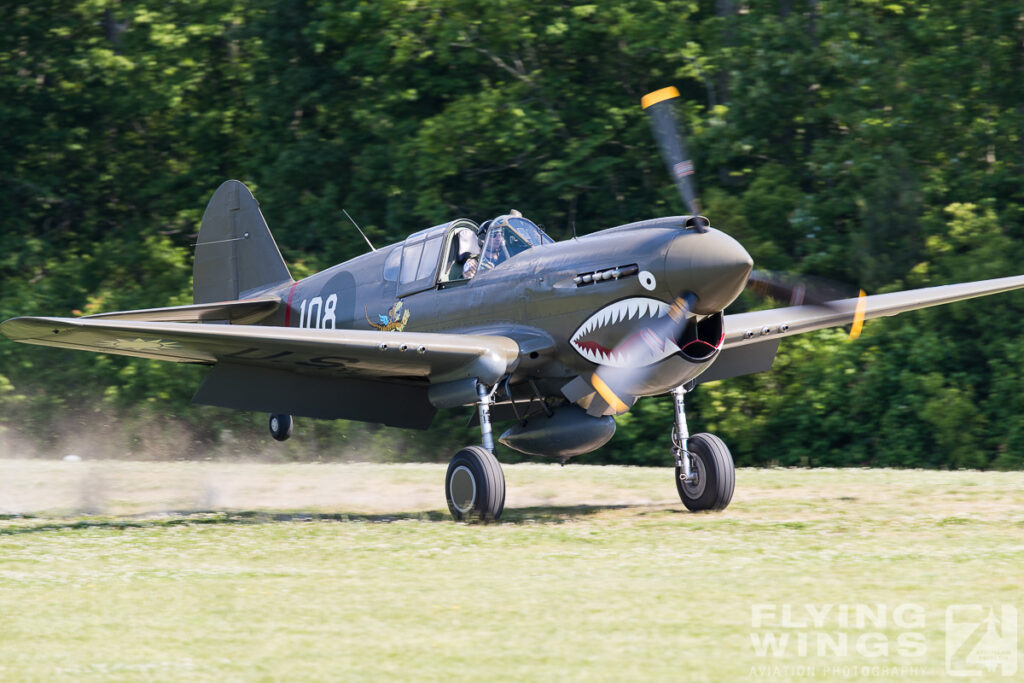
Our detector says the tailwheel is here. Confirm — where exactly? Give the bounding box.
[676,433,735,512]
[445,445,505,522]
[268,413,293,441]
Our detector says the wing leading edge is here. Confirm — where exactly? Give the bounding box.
[0,317,520,386]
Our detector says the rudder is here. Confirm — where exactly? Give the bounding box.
[193,180,293,304]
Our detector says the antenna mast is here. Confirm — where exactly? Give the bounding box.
[343,209,376,252]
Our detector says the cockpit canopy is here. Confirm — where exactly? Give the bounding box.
[479,215,553,271]
[385,214,552,297]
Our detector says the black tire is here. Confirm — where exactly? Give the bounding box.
[269,414,293,442]
[676,432,734,512]
[445,446,505,522]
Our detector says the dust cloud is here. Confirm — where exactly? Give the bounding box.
[0,457,447,517]
[0,417,675,517]
[0,418,453,516]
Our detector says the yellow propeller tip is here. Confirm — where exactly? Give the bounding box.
[849,289,867,340]
[641,86,680,110]
[590,373,629,414]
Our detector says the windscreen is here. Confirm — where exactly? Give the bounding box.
[480,216,552,270]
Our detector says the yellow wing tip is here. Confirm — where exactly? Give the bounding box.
[641,86,680,110]
[849,289,867,340]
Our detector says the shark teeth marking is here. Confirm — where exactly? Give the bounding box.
[569,297,673,367]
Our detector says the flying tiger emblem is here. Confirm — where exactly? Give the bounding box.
[365,301,410,332]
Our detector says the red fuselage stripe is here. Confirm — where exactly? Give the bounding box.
[284,282,299,327]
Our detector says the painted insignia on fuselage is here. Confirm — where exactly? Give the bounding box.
[366,301,410,332]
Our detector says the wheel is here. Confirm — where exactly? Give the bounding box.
[445,446,505,522]
[269,413,293,441]
[676,432,734,512]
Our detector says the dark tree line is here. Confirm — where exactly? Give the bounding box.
[2,1,1023,468]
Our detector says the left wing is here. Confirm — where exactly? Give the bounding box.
[721,273,1024,349]
[697,274,1024,385]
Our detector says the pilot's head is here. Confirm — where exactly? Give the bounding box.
[476,220,492,241]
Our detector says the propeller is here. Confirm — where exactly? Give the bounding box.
[641,86,869,340]
[747,269,868,340]
[642,86,702,217]
[747,269,858,306]
[569,86,871,418]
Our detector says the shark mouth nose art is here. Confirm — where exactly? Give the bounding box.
[570,297,676,367]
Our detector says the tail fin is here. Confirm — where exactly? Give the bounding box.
[193,180,293,304]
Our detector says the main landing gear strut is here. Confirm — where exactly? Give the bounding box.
[671,383,735,512]
[445,382,506,522]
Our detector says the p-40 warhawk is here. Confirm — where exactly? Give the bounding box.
[4,87,1024,521]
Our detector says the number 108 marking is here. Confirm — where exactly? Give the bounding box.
[298,294,337,329]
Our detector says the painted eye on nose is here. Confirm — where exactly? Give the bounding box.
[639,271,657,291]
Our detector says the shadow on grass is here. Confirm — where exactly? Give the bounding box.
[0,504,642,534]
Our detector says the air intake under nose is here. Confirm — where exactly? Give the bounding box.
[665,229,753,314]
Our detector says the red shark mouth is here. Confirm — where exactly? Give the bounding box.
[574,340,614,358]
[570,297,674,367]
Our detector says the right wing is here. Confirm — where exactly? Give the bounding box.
[0,316,519,385]
[0,316,521,429]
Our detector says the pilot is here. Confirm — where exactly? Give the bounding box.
[449,226,480,280]
[480,224,506,270]
[476,219,493,243]
[475,210,524,272]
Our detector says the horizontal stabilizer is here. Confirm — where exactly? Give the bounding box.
[84,298,279,324]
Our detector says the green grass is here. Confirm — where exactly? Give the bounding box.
[1,462,1022,681]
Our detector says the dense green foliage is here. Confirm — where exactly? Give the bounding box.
[2,1,1023,468]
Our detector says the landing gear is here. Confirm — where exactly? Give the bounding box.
[445,382,506,521]
[269,413,293,441]
[445,446,505,521]
[675,433,734,511]
[671,384,734,511]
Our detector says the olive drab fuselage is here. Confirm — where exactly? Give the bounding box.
[259,217,753,399]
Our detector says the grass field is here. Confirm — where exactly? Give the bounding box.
[1,459,1022,681]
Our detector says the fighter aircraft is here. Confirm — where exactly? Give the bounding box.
[4,87,1024,521]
